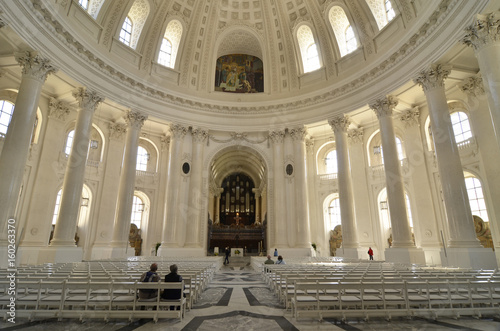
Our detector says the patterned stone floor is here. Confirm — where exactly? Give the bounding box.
[4,258,500,330]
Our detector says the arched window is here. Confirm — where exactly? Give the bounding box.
[0,100,15,136]
[325,150,338,174]
[345,25,357,54]
[328,198,341,231]
[88,0,105,19]
[158,38,172,67]
[465,176,489,222]
[131,195,144,228]
[159,20,183,69]
[136,146,149,171]
[119,16,133,46]
[65,130,75,156]
[328,6,357,57]
[52,190,63,225]
[378,189,413,236]
[78,0,89,10]
[297,25,321,73]
[450,111,472,143]
[385,0,396,21]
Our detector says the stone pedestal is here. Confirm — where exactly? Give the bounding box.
[385,247,427,265]
[441,248,497,269]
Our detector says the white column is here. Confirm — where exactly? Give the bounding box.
[215,188,223,225]
[328,116,361,259]
[290,127,312,252]
[0,52,56,257]
[414,64,495,269]
[399,108,443,264]
[158,124,187,255]
[462,11,500,148]
[110,110,147,257]
[370,96,425,264]
[253,190,261,224]
[49,88,103,262]
[185,128,208,251]
[269,130,286,249]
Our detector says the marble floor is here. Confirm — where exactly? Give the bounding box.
[3,258,500,331]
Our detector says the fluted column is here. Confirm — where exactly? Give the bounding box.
[110,110,147,256]
[0,52,56,250]
[269,130,286,248]
[370,96,414,248]
[158,124,187,253]
[50,88,103,248]
[290,127,311,249]
[185,128,208,248]
[414,65,480,247]
[462,11,500,148]
[328,116,360,256]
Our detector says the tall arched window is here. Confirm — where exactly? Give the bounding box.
[345,25,357,54]
[328,198,341,231]
[450,111,472,143]
[385,0,396,21]
[159,19,183,69]
[297,25,321,73]
[465,176,489,222]
[78,0,89,10]
[325,150,338,174]
[131,195,144,228]
[366,0,395,30]
[119,16,133,46]
[158,38,172,67]
[0,100,15,135]
[328,6,357,57]
[52,190,63,225]
[65,130,75,155]
[136,146,149,171]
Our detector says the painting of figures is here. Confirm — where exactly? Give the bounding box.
[215,54,264,93]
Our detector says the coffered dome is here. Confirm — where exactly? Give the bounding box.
[0,0,493,131]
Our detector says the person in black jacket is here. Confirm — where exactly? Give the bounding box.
[162,264,184,310]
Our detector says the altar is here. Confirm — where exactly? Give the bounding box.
[231,248,244,257]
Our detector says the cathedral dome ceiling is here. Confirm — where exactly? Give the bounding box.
[0,0,493,132]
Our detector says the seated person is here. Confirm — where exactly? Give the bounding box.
[276,255,286,265]
[162,264,184,310]
[264,255,275,264]
[138,263,160,299]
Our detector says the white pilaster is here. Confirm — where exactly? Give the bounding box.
[269,130,286,249]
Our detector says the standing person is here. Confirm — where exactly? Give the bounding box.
[224,246,230,265]
[276,255,286,264]
[162,264,184,310]
[368,247,374,260]
[274,248,278,257]
[138,263,160,300]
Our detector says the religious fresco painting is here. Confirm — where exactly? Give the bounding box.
[215,54,264,93]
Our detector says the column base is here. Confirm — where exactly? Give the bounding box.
[385,247,426,266]
[90,246,113,260]
[157,247,206,257]
[335,247,366,260]
[42,246,83,264]
[441,247,497,269]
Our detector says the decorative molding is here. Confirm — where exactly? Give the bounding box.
[72,87,104,112]
[108,122,127,140]
[160,135,170,150]
[48,97,70,121]
[459,75,485,97]
[399,108,420,128]
[347,128,364,144]
[125,110,148,129]
[0,17,6,28]
[462,11,500,51]
[369,95,398,118]
[305,139,314,154]
[208,132,268,144]
[14,51,57,82]
[328,115,351,133]
[192,128,208,143]
[413,64,452,92]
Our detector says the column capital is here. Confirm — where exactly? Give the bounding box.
[269,130,285,144]
[369,95,398,118]
[72,87,104,112]
[48,97,70,122]
[462,11,500,51]
[15,51,57,82]
[305,139,314,153]
[108,122,127,140]
[399,107,420,128]
[347,128,364,144]
[125,110,148,129]
[289,127,307,141]
[160,135,170,150]
[192,128,209,143]
[413,64,452,92]
[328,115,351,133]
[459,75,485,98]
[169,123,188,138]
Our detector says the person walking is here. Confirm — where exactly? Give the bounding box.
[368,247,374,261]
[224,246,230,265]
